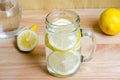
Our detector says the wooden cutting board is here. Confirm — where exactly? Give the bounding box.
[0,9,120,80]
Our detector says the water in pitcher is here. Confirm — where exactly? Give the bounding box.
[45,18,82,77]
[0,0,22,38]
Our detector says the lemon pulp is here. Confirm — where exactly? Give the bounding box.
[17,30,38,51]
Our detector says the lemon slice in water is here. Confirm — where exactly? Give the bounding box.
[48,51,81,76]
[45,19,80,52]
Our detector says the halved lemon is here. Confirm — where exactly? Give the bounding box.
[17,30,38,51]
[48,51,81,76]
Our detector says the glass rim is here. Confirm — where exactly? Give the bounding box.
[46,10,80,27]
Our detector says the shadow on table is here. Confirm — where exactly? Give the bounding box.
[92,20,107,35]
[13,39,50,75]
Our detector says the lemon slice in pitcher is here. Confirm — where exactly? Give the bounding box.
[48,51,81,76]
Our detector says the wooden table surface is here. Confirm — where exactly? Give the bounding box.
[0,9,120,80]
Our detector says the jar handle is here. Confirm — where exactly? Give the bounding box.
[80,29,96,62]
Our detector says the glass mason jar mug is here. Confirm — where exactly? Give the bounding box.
[45,10,96,77]
[0,0,22,38]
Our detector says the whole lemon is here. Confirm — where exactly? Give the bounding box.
[99,8,120,35]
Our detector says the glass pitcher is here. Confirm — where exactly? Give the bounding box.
[0,0,22,38]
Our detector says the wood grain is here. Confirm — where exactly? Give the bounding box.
[16,0,120,10]
[0,9,120,80]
